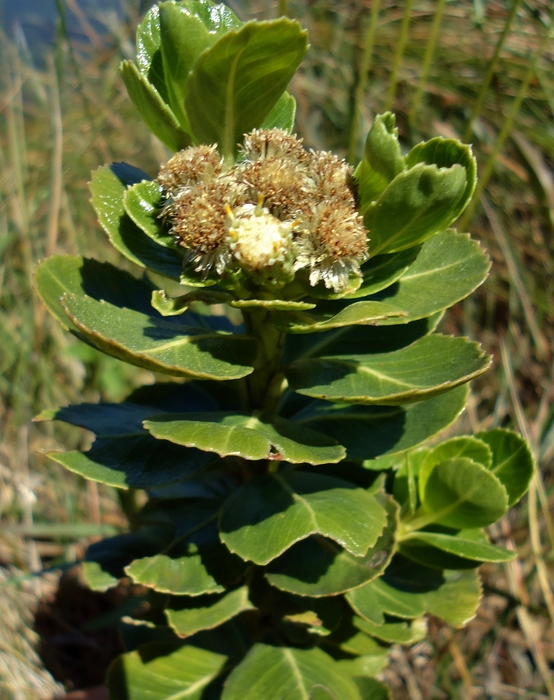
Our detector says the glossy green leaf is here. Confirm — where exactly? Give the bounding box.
[404,530,515,563]
[89,164,184,279]
[265,494,397,596]
[37,401,213,489]
[420,458,509,529]
[347,576,426,624]
[355,112,405,210]
[418,436,493,500]
[123,180,175,249]
[272,300,404,334]
[159,0,242,132]
[219,470,387,564]
[222,644,361,700]
[166,586,254,637]
[286,334,490,406]
[60,293,257,380]
[107,643,227,700]
[34,254,155,331]
[476,428,535,506]
[364,164,470,256]
[295,384,469,461]
[371,231,490,324]
[185,19,308,157]
[135,4,167,100]
[406,136,477,218]
[345,247,420,299]
[120,60,192,152]
[382,555,482,626]
[260,91,296,131]
[144,412,345,464]
[353,616,427,645]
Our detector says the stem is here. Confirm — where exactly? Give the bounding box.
[383,0,414,112]
[347,0,382,164]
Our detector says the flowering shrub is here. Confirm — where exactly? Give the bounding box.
[35,2,534,698]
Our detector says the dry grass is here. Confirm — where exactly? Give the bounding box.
[0,0,553,697]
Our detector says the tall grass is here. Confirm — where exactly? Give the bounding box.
[1,0,553,697]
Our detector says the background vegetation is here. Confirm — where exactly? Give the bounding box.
[0,0,553,697]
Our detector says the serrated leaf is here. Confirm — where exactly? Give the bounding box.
[420,458,509,529]
[121,60,192,151]
[107,642,228,700]
[166,586,253,637]
[355,112,405,210]
[295,384,469,461]
[185,19,308,157]
[286,334,490,406]
[89,163,184,279]
[261,91,296,131]
[36,392,215,489]
[476,428,535,506]
[265,494,397,596]
[353,616,427,645]
[136,4,167,100]
[144,412,345,464]
[404,530,515,563]
[219,470,387,564]
[344,247,420,299]
[222,644,361,700]
[371,231,490,324]
[159,0,242,132]
[418,436,493,500]
[364,163,469,256]
[271,300,404,334]
[60,293,257,380]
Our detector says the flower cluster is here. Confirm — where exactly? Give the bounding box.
[157,129,368,293]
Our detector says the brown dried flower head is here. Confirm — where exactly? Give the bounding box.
[157,129,368,292]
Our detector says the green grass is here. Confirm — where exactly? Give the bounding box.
[0,0,553,697]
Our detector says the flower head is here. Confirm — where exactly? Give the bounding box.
[156,130,368,293]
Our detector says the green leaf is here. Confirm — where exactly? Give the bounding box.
[159,0,242,132]
[37,402,213,490]
[230,298,316,311]
[476,428,535,506]
[272,300,404,334]
[89,164,184,279]
[135,4,167,101]
[60,293,258,380]
[107,643,227,700]
[260,91,296,132]
[353,616,427,645]
[355,112,405,210]
[123,180,176,250]
[185,19,308,158]
[285,334,490,406]
[120,60,192,152]
[345,247,420,299]
[144,412,345,465]
[295,384,469,461]
[222,644,361,700]
[347,576,426,625]
[405,136,477,220]
[403,530,515,563]
[364,163,469,256]
[34,254,155,331]
[219,470,387,564]
[166,586,254,637]
[336,656,389,682]
[370,231,490,324]
[420,458,509,529]
[418,436,493,500]
[265,494,397,596]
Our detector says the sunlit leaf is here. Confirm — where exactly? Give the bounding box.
[166,586,254,637]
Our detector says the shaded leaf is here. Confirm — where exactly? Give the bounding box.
[353,616,427,645]
[261,91,297,132]
[265,494,397,596]
[222,644,361,700]
[89,164,184,279]
[145,412,345,465]
[107,642,227,700]
[286,334,490,406]
[185,19,308,157]
[272,300,404,334]
[166,586,254,637]
[219,470,387,564]
[60,293,258,380]
[123,180,176,250]
[295,384,469,461]
[347,576,426,625]
[345,247,420,299]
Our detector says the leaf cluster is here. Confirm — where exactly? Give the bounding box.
[34,3,535,698]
